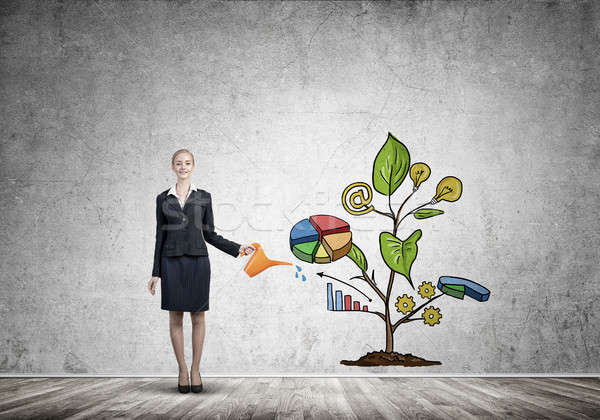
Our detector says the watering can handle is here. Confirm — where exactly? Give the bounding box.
[239,242,261,257]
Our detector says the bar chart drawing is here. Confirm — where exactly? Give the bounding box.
[327,282,368,312]
[327,283,334,310]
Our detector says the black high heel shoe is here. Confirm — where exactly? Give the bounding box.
[178,371,190,394]
[190,370,203,393]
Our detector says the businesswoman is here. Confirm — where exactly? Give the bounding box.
[147,149,255,394]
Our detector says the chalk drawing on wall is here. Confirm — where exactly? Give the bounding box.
[289,132,491,367]
[289,215,353,264]
[293,265,307,282]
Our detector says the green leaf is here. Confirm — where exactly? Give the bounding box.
[372,132,410,196]
[413,209,444,219]
[379,230,422,288]
[346,243,368,272]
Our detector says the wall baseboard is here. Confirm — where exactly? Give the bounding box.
[1,373,598,378]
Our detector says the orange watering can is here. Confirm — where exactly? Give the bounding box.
[240,242,292,277]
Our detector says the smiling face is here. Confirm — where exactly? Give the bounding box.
[172,152,195,181]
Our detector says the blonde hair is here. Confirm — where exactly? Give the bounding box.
[171,149,195,166]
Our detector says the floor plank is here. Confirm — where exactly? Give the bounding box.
[303,377,336,420]
[339,378,386,420]
[0,377,598,419]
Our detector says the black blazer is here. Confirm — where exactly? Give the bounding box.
[152,188,241,277]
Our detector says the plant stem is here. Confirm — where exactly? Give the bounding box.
[392,294,443,332]
[362,310,385,320]
[393,191,415,234]
[332,307,385,320]
[396,202,431,229]
[382,190,416,353]
[384,270,395,352]
[373,208,394,220]
[361,270,386,302]
[403,317,424,323]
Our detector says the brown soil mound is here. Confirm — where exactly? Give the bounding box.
[340,350,442,367]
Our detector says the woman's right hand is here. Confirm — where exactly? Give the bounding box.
[148,276,160,295]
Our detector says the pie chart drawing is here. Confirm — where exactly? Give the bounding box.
[290,215,352,264]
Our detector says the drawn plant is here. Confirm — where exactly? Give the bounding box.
[334,132,489,366]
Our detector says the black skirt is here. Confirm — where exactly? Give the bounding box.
[160,255,211,312]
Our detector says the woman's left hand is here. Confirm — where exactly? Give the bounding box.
[239,244,256,256]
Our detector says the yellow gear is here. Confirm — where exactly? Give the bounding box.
[418,281,436,299]
[422,306,442,326]
[395,294,415,314]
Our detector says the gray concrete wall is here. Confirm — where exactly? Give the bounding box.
[1,0,598,374]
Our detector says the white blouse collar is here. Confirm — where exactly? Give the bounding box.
[167,183,199,197]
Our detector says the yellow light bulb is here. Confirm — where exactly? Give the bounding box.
[432,176,462,203]
[409,162,431,191]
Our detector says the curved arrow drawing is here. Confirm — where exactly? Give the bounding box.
[316,272,372,302]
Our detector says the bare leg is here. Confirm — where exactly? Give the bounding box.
[169,311,188,385]
[190,311,206,385]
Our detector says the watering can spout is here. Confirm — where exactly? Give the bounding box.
[241,242,292,277]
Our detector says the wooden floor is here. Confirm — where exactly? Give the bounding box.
[0,377,599,419]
